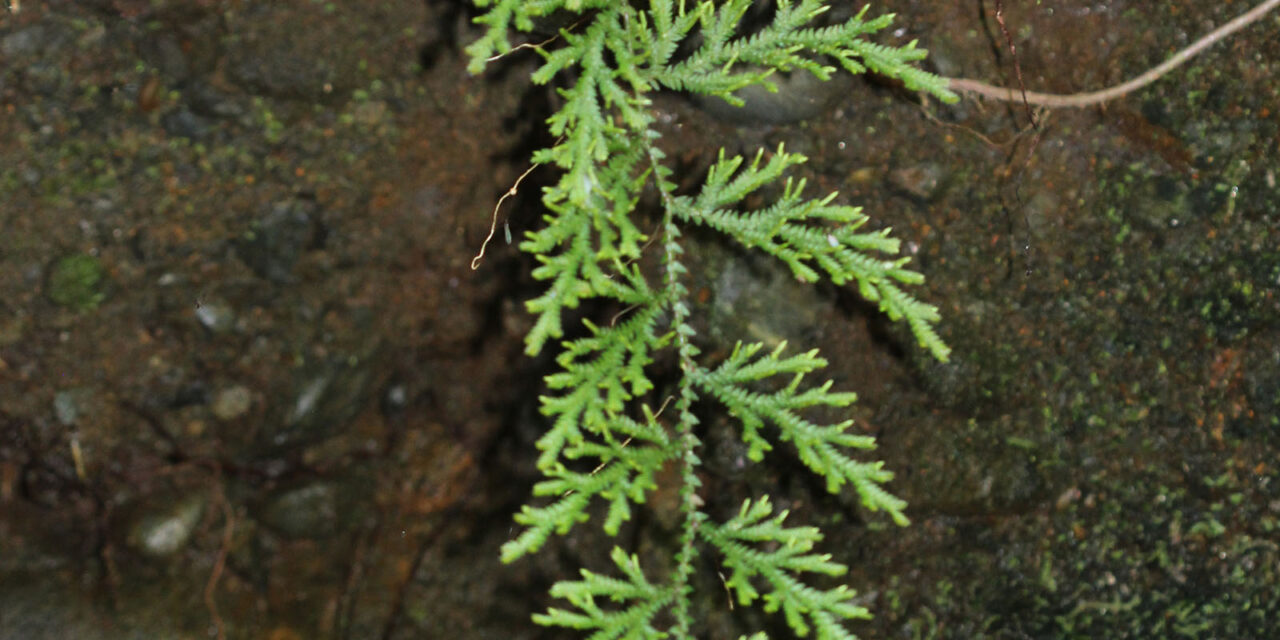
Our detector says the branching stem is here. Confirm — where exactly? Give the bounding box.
[646,138,704,636]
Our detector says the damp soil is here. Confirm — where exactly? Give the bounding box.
[1,1,1277,638]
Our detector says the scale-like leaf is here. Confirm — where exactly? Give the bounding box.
[470,1,952,636]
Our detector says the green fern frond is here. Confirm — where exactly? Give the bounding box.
[664,1,957,104]
[503,431,676,562]
[647,0,706,69]
[844,37,953,98]
[702,497,871,639]
[680,147,950,360]
[693,341,908,525]
[471,0,953,636]
[466,0,622,73]
[537,303,666,463]
[503,478,593,563]
[533,547,673,638]
[869,280,951,361]
[522,138,652,356]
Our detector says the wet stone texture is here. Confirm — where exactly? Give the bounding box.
[1,1,1278,639]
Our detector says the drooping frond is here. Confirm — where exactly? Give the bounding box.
[501,420,675,562]
[694,342,909,526]
[465,0,618,74]
[536,302,667,467]
[678,147,951,361]
[659,1,957,104]
[469,1,953,637]
[522,130,652,356]
[702,497,873,639]
[533,546,674,639]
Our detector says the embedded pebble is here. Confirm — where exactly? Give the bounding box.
[888,163,950,202]
[194,299,235,333]
[211,385,253,421]
[258,480,340,539]
[53,388,94,426]
[127,493,207,558]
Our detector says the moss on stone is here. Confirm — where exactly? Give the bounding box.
[47,253,106,311]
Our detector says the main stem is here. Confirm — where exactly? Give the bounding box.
[645,138,705,637]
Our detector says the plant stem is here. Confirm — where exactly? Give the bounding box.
[645,136,705,636]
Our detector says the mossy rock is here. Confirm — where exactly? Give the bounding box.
[47,253,107,311]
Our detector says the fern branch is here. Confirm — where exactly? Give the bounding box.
[534,546,674,639]
[679,146,950,360]
[701,496,872,639]
[503,416,677,562]
[466,0,618,73]
[661,1,956,103]
[536,300,666,466]
[694,342,910,526]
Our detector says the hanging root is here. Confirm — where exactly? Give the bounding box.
[948,0,1280,108]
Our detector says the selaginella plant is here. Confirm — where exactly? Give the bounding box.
[467,1,956,637]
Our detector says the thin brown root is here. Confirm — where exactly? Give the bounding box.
[918,98,1038,150]
[472,163,539,270]
[993,0,1038,127]
[204,480,234,640]
[949,0,1280,108]
[485,17,587,63]
[486,34,561,62]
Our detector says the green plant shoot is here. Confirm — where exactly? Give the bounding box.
[468,1,956,637]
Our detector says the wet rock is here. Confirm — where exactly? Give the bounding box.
[0,578,104,640]
[1021,189,1061,238]
[125,492,207,558]
[20,461,72,509]
[277,366,367,447]
[169,382,208,409]
[19,167,42,188]
[253,340,382,454]
[1,25,47,59]
[1185,182,1230,224]
[224,4,360,100]
[923,36,965,81]
[1128,175,1194,229]
[352,99,389,128]
[47,253,107,311]
[694,71,857,126]
[700,242,825,348]
[382,382,407,412]
[1185,251,1280,343]
[212,385,253,421]
[1,22,72,61]
[235,200,321,283]
[149,4,225,77]
[911,304,1028,412]
[137,33,191,81]
[227,44,334,100]
[895,418,1048,515]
